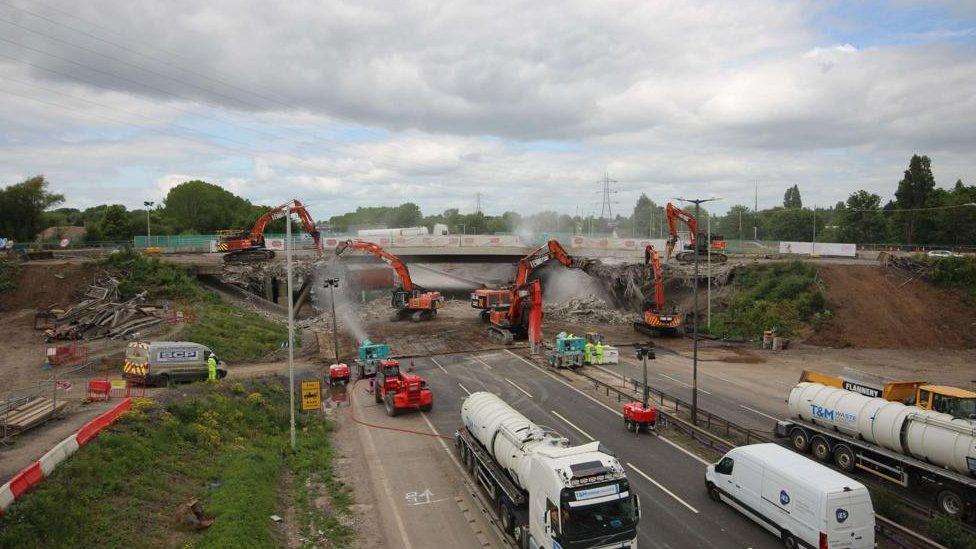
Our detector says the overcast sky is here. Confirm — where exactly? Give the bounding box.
[1,0,974,219]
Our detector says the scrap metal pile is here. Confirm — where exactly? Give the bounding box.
[46,276,164,340]
[878,252,934,283]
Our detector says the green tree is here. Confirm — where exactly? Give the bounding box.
[783,185,802,208]
[631,194,658,238]
[837,190,889,243]
[894,154,936,244]
[162,180,263,234]
[717,205,755,241]
[99,205,130,240]
[0,175,65,241]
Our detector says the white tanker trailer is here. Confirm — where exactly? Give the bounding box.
[775,382,976,520]
[456,392,640,548]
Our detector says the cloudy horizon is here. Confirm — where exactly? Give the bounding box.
[1,0,974,219]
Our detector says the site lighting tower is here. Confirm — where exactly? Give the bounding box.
[676,196,719,426]
[143,201,154,247]
[323,277,341,365]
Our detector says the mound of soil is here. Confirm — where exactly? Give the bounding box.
[809,265,976,349]
[0,261,92,312]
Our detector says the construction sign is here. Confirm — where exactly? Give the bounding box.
[301,380,321,411]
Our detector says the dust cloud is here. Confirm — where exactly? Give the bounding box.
[310,261,369,343]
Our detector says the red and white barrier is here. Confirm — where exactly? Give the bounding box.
[0,398,132,516]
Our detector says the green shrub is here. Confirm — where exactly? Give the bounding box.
[929,256,976,302]
[929,514,976,549]
[710,261,828,339]
[95,249,211,301]
[0,258,20,293]
[184,302,288,362]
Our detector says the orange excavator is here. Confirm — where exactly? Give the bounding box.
[335,239,444,321]
[665,202,727,264]
[634,245,683,336]
[219,199,322,263]
[470,239,590,319]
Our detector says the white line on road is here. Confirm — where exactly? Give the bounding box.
[626,462,699,514]
[457,382,472,396]
[658,373,712,395]
[503,350,710,465]
[358,402,415,549]
[431,357,448,374]
[550,410,594,441]
[739,405,780,421]
[505,378,534,398]
[472,356,493,370]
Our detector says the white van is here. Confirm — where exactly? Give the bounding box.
[705,443,874,549]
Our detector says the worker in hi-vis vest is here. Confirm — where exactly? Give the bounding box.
[207,353,218,382]
[584,341,594,365]
[594,342,605,365]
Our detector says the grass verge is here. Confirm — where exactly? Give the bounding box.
[184,302,289,362]
[708,261,828,339]
[0,258,20,294]
[0,378,352,548]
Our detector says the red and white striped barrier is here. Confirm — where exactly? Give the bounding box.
[0,397,132,516]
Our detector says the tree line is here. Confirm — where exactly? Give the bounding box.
[1,154,971,246]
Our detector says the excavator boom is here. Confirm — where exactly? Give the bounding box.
[634,244,683,336]
[220,198,322,262]
[645,245,665,311]
[335,239,416,292]
[664,202,727,264]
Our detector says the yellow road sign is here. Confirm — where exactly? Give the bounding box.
[301,380,321,411]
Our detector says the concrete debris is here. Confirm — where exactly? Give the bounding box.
[879,252,933,281]
[176,498,214,530]
[544,295,637,325]
[47,276,164,340]
[585,258,737,309]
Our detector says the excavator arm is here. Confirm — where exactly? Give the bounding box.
[335,239,416,292]
[665,202,697,260]
[512,239,589,287]
[249,199,323,255]
[644,245,665,312]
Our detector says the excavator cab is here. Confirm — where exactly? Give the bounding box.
[916,385,976,419]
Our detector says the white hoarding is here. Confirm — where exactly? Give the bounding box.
[779,241,856,257]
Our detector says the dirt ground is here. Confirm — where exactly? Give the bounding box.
[809,264,976,349]
[0,261,92,312]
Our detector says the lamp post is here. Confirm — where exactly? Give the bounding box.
[143,201,154,247]
[323,277,341,364]
[636,345,655,409]
[286,213,296,450]
[676,196,719,426]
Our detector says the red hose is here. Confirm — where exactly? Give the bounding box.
[343,380,453,440]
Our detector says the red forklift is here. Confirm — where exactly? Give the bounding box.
[372,359,433,416]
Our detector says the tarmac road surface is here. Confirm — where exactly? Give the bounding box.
[408,349,782,549]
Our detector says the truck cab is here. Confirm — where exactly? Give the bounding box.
[527,443,640,549]
[916,385,976,419]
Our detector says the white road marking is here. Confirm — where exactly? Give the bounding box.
[658,373,712,395]
[550,410,595,441]
[431,357,448,374]
[457,382,472,396]
[359,405,415,549]
[419,412,507,547]
[505,378,534,398]
[626,462,699,514]
[739,405,780,421]
[472,356,493,370]
[503,350,710,465]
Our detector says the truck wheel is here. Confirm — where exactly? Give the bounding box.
[781,532,798,549]
[374,385,383,404]
[512,524,525,545]
[790,428,810,453]
[158,373,171,387]
[811,437,832,462]
[498,501,514,534]
[833,445,855,472]
[706,482,721,502]
[384,394,399,417]
[937,490,964,518]
[420,402,432,412]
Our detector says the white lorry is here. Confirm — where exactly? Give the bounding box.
[775,381,976,520]
[706,443,875,549]
[456,392,640,549]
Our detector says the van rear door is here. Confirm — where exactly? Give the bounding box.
[825,489,874,549]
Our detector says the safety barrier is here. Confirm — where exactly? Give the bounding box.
[0,397,132,516]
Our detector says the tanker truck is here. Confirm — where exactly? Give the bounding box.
[775,382,976,521]
[456,392,640,548]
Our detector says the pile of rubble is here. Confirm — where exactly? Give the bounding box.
[46,276,164,340]
[879,252,934,282]
[543,295,636,325]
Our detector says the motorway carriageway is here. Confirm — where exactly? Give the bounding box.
[409,349,780,549]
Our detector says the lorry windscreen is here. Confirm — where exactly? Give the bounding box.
[561,496,636,544]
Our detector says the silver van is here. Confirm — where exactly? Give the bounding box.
[123,341,227,385]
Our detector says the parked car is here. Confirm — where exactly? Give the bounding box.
[927,249,960,258]
[705,443,874,549]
